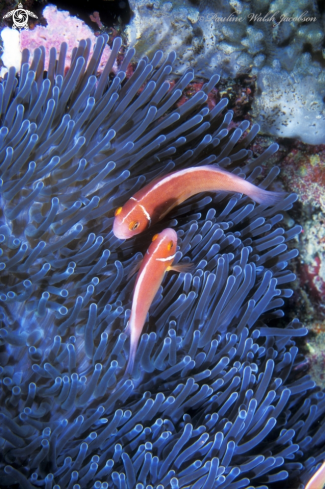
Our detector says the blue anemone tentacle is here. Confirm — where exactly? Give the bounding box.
[0,35,323,489]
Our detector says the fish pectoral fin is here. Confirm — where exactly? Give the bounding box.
[158,204,177,220]
[167,262,195,273]
[158,195,187,220]
[127,259,143,280]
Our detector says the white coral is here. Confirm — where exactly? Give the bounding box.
[0,28,21,77]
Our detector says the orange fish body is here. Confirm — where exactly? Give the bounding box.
[125,228,178,374]
[113,165,284,239]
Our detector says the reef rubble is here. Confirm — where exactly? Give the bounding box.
[126,0,325,145]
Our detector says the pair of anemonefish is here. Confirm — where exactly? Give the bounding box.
[115,165,325,489]
[113,165,284,374]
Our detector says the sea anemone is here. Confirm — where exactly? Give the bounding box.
[0,35,324,489]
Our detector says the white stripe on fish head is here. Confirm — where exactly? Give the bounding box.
[156,253,176,262]
[139,204,151,226]
[121,202,151,225]
[153,232,176,262]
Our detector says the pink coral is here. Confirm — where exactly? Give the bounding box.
[20,5,114,73]
[280,143,325,210]
[89,11,104,30]
[300,256,325,306]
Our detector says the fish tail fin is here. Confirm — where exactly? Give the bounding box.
[125,333,139,376]
[125,352,135,375]
[246,185,286,207]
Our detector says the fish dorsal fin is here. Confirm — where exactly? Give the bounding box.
[168,262,195,273]
[127,259,143,280]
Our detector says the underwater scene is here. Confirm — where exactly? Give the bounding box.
[0,0,325,488]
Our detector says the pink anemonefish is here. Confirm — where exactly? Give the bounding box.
[113,165,285,240]
[305,461,325,489]
[125,228,192,375]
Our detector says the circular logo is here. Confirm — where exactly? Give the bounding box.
[13,9,28,27]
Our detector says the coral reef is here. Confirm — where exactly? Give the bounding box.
[0,28,21,77]
[225,133,325,326]
[280,144,325,212]
[127,0,324,77]
[254,139,325,321]
[304,330,325,390]
[1,5,114,75]
[20,5,113,72]
[298,209,325,317]
[0,34,325,489]
[251,68,325,145]
[126,0,325,145]
[89,12,104,31]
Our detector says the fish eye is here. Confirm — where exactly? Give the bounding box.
[167,240,174,251]
[152,234,159,242]
[129,221,140,231]
[115,207,123,217]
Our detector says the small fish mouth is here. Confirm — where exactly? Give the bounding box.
[112,223,129,240]
[113,230,128,240]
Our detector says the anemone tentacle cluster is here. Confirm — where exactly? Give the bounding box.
[0,35,324,489]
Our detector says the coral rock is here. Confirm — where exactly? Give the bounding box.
[126,0,325,145]
[20,5,113,72]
